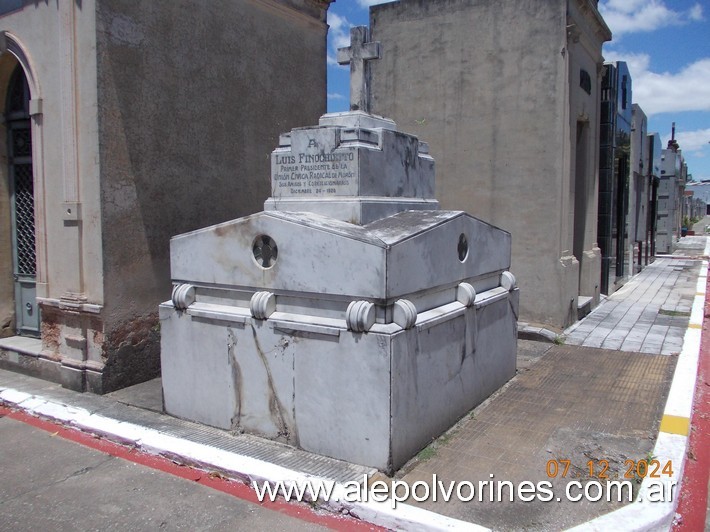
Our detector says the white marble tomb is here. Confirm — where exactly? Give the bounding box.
[160,27,518,472]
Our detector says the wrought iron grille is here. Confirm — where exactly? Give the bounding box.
[12,127,30,157]
[13,163,35,276]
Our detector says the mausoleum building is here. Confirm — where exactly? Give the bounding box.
[657,138,688,254]
[368,0,611,328]
[598,61,632,294]
[646,132,663,259]
[629,104,654,273]
[0,0,332,392]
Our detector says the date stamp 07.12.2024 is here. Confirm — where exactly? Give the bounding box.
[546,458,674,480]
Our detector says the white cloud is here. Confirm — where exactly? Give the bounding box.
[689,3,704,21]
[327,54,345,67]
[662,128,710,155]
[603,50,710,115]
[327,11,352,68]
[599,0,703,36]
[603,50,650,77]
[327,12,351,49]
[356,0,392,6]
[327,92,346,100]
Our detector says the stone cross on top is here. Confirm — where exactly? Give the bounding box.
[337,26,381,113]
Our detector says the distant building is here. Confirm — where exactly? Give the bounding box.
[683,190,706,224]
[369,0,611,329]
[685,181,710,216]
[0,0,332,392]
[630,104,649,273]
[657,139,687,253]
[598,61,632,294]
[646,132,663,258]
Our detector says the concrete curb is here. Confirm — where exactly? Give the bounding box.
[0,387,484,532]
[518,323,561,343]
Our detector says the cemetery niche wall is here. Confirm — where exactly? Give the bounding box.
[160,27,518,472]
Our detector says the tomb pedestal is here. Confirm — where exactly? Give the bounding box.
[264,111,439,224]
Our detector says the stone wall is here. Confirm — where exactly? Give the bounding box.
[0,53,16,338]
[370,0,609,328]
[93,0,330,391]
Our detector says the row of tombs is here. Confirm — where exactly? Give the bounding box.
[160,108,519,472]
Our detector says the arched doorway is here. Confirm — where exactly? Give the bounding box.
[6,63,38,336]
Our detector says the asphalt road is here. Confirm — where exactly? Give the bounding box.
[0,415,327,531]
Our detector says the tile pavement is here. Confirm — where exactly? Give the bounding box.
[564,236,707,355]
[397,345,677,531]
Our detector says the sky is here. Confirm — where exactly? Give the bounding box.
[326,0,710,181]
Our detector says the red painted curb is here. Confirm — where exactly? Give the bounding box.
[672,274,710,531]
[0,406,384,532]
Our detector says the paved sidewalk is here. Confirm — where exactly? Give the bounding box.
[0,235,708,531]
[564,236,707,354]
[396,343,676,530]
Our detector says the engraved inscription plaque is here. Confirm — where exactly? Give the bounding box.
[271,128,360,198]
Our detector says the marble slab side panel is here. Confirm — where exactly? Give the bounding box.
[384,214,512,298]
[390,310,472,469]
[358,129,435,199]
[170,213,387,298]
[228,320,296,440]
[390,296,517,469]
[161,304,298,440]
[294,330,392,470]
[160,304,239,430]
[472,295,518,401]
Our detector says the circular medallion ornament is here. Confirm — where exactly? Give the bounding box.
[253,235,278,268]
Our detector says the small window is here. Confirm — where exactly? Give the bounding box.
[580,69,592,95]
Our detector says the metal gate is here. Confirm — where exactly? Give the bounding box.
[7,64,39,336]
